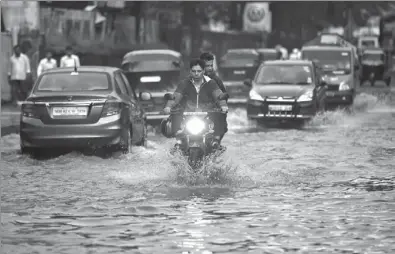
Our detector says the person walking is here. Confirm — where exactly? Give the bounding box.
[37,50,57,76]
[8,45,31,106]
[60,46,80,68]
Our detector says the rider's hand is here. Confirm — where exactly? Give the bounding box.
[221,106,228,113]
[163,107,171,114]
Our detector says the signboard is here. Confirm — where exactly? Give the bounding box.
[242,2,271,33]
[1,1,40,31]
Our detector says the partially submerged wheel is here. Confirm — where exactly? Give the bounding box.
[21,146,34,155]
[386,77,391,87]
[21,146,45,158]
[188,147,203,169]
[136,125,148,147]
[119,128,132,154]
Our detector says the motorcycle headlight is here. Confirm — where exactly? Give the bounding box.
[249,89,264,101]
[339,82,350,91]
[297,90,313,102]
[185,117,206,135]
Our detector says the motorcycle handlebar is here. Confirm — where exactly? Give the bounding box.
[183,110,227,115]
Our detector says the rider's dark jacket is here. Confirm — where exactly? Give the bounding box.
[166,75,227,112]
[207,72,227,93]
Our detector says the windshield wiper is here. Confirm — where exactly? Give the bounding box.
[266,81,293,84]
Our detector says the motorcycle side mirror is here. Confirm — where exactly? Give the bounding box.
[172,61,181,68]
[217,93,229,101]
[164,93,175,101]
[244,79,252,87]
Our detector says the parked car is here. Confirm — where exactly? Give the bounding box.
[218,48,260,104]
[20,66,150,156]
[121,49,183,125]
[244,60,327,125]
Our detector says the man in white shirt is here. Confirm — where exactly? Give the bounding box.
[8,45,31,105]
[60,46,80,68]
[37,50,57,76]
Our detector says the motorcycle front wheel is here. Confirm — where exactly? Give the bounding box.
[188,147,203,169]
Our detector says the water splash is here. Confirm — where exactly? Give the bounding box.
[226,107,259,133]
[307,92,394,128]
[168,150,240,186]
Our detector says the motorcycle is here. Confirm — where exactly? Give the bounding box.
[163,93,228,169]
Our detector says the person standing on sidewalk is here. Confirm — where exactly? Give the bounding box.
[60,46,80,68]
[37,50,57,76]
[8,45,31,106]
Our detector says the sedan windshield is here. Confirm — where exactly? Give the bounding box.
[36,72,110,92]
[124,60,180,72]
[362,52,384,61]
[302,50,351,74]
[255,65,313,85]
[361,40,376,47]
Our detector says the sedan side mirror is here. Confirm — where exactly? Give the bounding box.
[244,79,252,87]
[164,93,175,101]
[140,92,151,101]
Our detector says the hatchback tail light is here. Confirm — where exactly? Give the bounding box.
[101,101,122,117]
[21,102,39,118]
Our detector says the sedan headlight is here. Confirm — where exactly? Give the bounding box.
[185,117,205,135]
[297,90,313,102]
[339,82,351,91]
[249,90,264,101]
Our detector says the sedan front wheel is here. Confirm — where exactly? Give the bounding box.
[118,128,132,154]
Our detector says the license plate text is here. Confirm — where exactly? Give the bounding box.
[52,107,88,116]
[268,105,293,111]
[233,70,246,75]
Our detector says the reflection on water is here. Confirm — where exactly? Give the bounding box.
[1,92,395,253]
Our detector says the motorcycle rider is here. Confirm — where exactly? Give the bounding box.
[163,58,228,149]
[199,52,228,144]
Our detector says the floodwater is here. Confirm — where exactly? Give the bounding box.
[1,90,395,254]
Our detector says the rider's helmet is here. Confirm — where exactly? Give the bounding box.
[160,118,173,138]
[292,48,299,54]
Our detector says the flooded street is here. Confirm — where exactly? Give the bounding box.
[1,92,395,254]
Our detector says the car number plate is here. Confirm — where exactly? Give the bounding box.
[233,70,246,75]
[326,91,335,97]
[52,107,88,116]
[268,105,292,111]
[189,142,201,147]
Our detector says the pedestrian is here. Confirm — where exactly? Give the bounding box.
[37,50,57,76]
[60,46,80,68]
[8,45,31,106]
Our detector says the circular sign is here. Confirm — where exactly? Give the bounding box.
[247,5,266,23]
